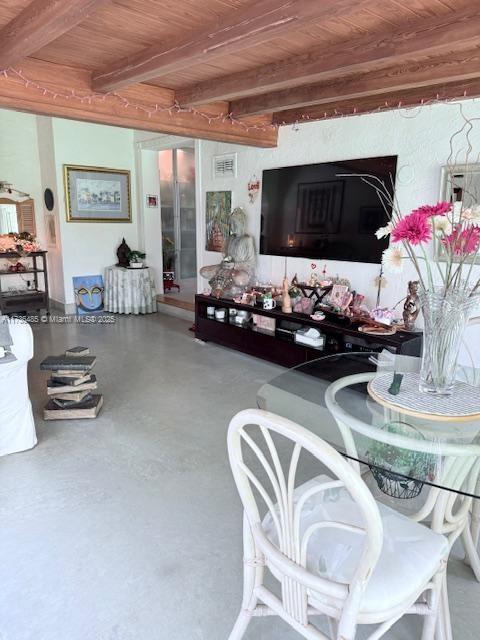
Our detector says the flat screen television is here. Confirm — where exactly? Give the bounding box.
[260,156,397,263]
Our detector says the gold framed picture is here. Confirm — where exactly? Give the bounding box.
[64,164,132,223]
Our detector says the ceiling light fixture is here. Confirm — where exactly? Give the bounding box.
[0,181,30,201]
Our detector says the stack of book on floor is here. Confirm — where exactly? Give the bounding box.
[40,346,103,420]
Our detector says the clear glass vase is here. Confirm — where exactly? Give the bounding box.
[419,288,478,395]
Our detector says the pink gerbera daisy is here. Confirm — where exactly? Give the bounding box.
[412,201,452,218]
[391,211,432,245]
[443,225,480,256]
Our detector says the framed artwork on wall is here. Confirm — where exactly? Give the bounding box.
[64,165,131,223]
[205,190,231,252]
[146,194,158,208]
[436,163,480,262]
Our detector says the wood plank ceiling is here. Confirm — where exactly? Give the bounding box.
[0,0,478,147]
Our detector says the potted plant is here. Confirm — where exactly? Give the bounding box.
[128,250,146,269]
[366,421,436,499]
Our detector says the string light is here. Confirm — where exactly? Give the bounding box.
[0,66,478,132]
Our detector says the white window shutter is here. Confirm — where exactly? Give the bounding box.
[16,199,36,235]
[213,153,237,178]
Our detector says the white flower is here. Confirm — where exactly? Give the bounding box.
[375,222,393,239]
[461,205,480,226]
[382,246,404,273]
[433,215,452,235]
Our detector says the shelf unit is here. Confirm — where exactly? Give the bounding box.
[195,294,421,368]
[0,251,50,315]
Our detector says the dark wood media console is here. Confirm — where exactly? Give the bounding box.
[195,294,421,368]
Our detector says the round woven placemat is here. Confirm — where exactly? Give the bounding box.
[368,372,480,422]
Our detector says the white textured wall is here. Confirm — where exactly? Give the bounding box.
[36,115,65,304]
[138,148,163,292]
[3,101,480,312]
[0,110,44,241]
[0,111,141,307]
[198,100,480,309]
[0,110,48,294]
[53,119,139,306]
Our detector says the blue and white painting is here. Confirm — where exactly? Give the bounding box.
[73,275,105,315]
[77,179,121,211]
[65,166,131,221]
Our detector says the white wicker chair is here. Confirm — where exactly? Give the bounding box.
[325,370,480,640]
[227,408,449,640]
[458,316,480,581]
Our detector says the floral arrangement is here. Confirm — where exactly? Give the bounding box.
[376,196,480,298]
[354,172,480,395]
[0,232,40,255]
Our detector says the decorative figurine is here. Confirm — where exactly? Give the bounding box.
[308,263,318,287]
[288,273,302,302]
[116,238,131,268]
[210,266,234,299]
[282,276,292,313]
[388,373,404,395]
[403,280,420,331]
[200,207,256,298]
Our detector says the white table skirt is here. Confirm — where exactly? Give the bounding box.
[105,266,157,315]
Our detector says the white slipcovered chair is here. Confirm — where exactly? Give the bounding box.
[227,408,449,640]
[0,318,37,456]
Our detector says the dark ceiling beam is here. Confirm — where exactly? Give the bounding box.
[0,0,108,70]
[176,3,480,107]
[91,0,373,92]
[274,78,480,125]
[231,48,480,117]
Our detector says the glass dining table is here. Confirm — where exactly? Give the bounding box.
[257,351,480,606]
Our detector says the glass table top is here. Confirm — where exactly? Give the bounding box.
[257,352,480,499]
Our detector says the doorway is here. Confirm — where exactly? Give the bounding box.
[159,147,197,303]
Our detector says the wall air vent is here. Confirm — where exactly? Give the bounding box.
[213,153,237,178]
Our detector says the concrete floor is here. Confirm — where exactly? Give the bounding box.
[0,313,478,640]
[163,277,197,305]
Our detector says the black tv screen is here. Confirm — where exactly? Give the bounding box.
[260,156,397,263]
